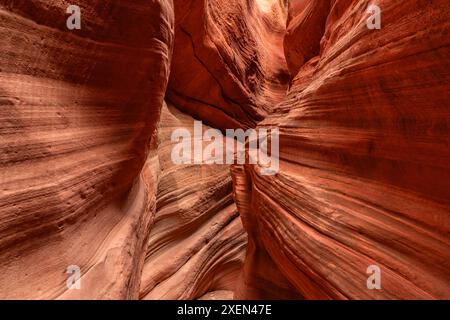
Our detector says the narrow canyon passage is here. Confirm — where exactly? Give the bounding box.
[0,0,449,300]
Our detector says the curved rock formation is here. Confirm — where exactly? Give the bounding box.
[0,0,449,301]
[284,0,330,78]
[139,102,246,300]
[0,0,174,299]
[234,0,450,299]
[166,0,290,130]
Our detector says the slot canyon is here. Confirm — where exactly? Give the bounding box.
[0,0,449,300]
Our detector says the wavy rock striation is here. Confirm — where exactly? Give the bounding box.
[139,102,246,300]
[0,0,174,299]
[0,0,449,301]
[167,0,290,130]
[234,0,450,299]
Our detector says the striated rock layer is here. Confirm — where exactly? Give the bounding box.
[0,0,174,299]
[0,0,449,301]
[167,0,290,130]
[0,0,248,300]
[234,0,450,299]
[139,102,246,300]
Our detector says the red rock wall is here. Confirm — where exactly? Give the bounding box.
[167,0,290,130]
[0,0,248,299]
[139,102,246,300]
[0,0,449,300]
[0,0,174,299]
[284,0,331,78]
[234,0,450,299]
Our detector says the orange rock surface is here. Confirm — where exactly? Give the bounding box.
[234,0,450,299]
[139,102,246,300]
[167,0,290,130]
[0,0,449,300]
[0,0,174,299]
